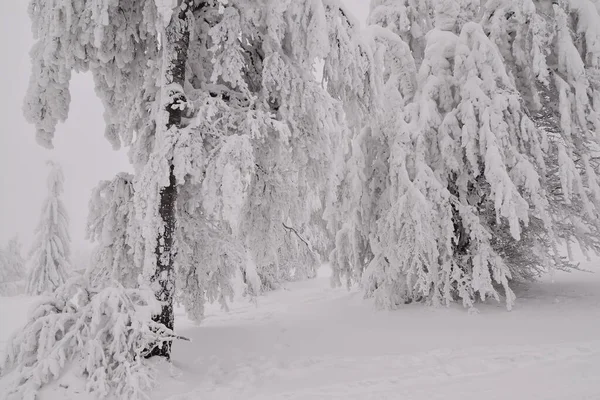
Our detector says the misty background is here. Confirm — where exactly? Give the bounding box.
[0,0,369,262]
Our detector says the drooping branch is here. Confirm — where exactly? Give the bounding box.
[282,222,311,250]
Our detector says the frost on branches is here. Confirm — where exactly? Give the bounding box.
[0,277,175,400]
[171,0,376,316]
[481,0,600,266]
[23,0,375,342]
[368,0,433,65]
[328,0,600,310]
[0,237,26,296]
[86,173,143,288]
[27,161,70,295]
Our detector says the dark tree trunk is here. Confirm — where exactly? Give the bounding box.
[147,1,193,360]
[148,167,178,359]
[448,177,470,262]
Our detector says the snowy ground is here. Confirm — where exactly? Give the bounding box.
[1,261,599,399]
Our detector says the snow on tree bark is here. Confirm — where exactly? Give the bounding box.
[22,0,388,333]
[144,0,195,360]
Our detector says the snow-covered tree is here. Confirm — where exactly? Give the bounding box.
[0,277,175,400]
[328,0,600,310]
[86,173,143,288]
[27,161,70,295]
[368,0,433,65]
[174,0,379,319]
[480,0,600,262]
[0,236,26,296]
[325,3,419,290]
[24,0,378,357]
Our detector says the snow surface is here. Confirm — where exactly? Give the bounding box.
[1,261,599,399]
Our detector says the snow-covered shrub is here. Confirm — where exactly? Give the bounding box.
[0,277,176,399]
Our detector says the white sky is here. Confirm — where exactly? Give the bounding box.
[0,1,370,253]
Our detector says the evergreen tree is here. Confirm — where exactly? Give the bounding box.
[24,0,377,355]
[481,0,600,264]
[27,161,70,295]
[328,0,600,309]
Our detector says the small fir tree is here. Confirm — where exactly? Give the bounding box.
[27,161,70,295]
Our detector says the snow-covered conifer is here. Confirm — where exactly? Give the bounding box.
[329,0,600,310]
[27,161,70,295]
[24,0,380,351]
[481,0,600,261]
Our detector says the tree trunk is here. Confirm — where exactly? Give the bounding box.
[147,0,193,360]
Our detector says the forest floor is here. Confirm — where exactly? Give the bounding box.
[1,260,599,399]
